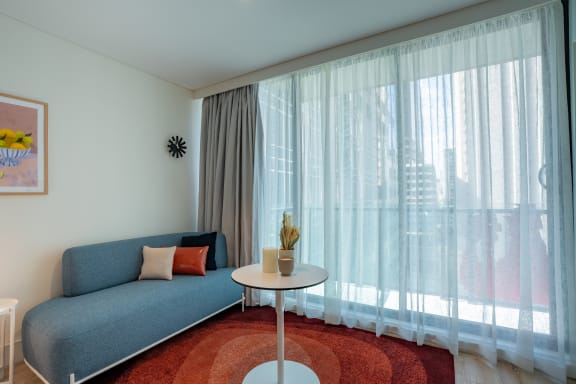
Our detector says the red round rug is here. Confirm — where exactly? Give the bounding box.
[89,306,454,384]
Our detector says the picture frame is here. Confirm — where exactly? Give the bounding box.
[0,92,48,194]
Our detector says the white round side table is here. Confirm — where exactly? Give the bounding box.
[231,264,328,384]
[0,299,17,384]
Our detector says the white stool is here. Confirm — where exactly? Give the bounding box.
[0,299,17,384]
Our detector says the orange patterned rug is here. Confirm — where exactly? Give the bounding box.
[89,306,454,384]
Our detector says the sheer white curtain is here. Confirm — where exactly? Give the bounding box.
[254,1,575,380]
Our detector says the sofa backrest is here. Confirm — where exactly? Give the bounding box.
[62,232,228,297]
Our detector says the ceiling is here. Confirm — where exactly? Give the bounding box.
[0,0,487,93]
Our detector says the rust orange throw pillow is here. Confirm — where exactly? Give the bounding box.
[173,246,208,276]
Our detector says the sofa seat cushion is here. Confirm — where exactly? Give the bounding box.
[23,268,242,384]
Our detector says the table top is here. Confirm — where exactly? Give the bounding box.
[231,263,328,291]
[0,298,18,315]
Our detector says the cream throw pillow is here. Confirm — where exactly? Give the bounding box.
[139,246,176,280]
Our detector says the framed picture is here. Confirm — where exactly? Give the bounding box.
[0,92,48,194]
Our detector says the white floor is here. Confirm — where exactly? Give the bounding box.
[455,354,575,384]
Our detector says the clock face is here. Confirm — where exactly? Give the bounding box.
[168,135,187,158]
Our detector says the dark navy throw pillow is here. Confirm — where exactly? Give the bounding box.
[181,232,218,270]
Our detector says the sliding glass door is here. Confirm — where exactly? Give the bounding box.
[254,2,574,380]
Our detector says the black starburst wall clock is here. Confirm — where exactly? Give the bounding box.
[167,135,187,158]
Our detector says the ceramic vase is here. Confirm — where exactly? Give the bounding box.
[278,257,295,276]
[278,249,294,259]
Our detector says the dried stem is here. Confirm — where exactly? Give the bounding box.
[279,212,300,250]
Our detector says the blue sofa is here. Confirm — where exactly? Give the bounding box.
[22,232,244,384]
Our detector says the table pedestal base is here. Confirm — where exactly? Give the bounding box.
[242,361,319,384]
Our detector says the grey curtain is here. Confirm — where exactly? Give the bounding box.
[198,84,258,268]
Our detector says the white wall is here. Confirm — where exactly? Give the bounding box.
[0,14,199,357]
